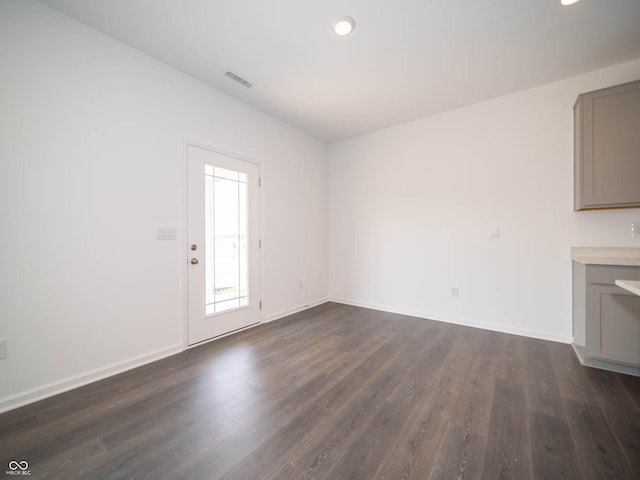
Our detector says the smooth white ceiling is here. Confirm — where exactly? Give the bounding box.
[37,0,640,142]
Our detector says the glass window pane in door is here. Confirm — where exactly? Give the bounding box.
[204,166,249,315]
[238,180,248,302]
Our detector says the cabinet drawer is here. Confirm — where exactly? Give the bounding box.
[588,265,640,285]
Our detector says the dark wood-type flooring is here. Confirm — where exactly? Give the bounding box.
[2,302,640,479]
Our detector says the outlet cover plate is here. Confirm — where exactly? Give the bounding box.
[632,223,640,237]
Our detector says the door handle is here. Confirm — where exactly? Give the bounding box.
[190,258,199,265]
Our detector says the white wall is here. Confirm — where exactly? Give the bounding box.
[2,0,639,415]
[0,0,328,411]
[328,59,640,343]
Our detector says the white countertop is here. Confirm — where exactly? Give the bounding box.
[615,280,640,296]
[571,247,640,266]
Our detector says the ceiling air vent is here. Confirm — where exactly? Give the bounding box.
[225,71,252,88]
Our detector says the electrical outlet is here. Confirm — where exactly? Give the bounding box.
[0,338,7,360]
[632,223,640,237]
[451,287,459,298]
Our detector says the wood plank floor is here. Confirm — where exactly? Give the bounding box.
[1,302,639,479]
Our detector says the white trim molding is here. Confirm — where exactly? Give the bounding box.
[264,298,329,323]
[330,297,572,344]
[0,344,183,414]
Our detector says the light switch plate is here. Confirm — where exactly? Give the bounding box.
[632,223,640,237]
[156,226,177,241]
[0,338,7,360]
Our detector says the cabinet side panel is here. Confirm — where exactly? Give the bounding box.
[573,262,587,349]
[582,92,596,206]
[574,98,584,211]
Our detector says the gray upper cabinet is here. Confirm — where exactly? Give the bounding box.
[574,79,640,211]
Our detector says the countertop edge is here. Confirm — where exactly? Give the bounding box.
[571,256,640,266]
[615,280,640,296]
[571,247,640,266]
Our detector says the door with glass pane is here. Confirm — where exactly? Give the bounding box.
[187,144,260,345]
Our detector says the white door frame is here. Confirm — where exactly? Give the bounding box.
[181,138,263,349]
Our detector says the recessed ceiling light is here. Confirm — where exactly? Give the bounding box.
[333,16,356,36]
[560,0,580,5]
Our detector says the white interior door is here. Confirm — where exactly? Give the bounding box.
[187,144,260,345]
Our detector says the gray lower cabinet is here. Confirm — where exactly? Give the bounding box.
[572,262,640,376]
[574,79,640,211]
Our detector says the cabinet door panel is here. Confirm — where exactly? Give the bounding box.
[588,285,640,365]
[589,88,640,205]
[575,79,640,210]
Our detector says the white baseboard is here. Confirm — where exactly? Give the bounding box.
[264,297,329,323]
[572,343,640,377]
[0,297,571,414]
[0,344,183,414]
[330,297,572,344]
